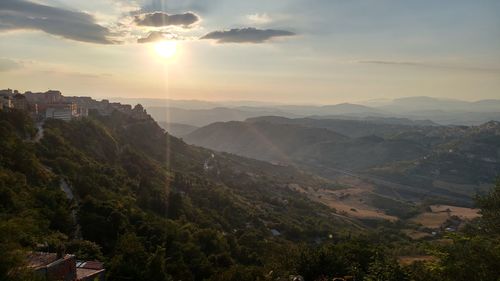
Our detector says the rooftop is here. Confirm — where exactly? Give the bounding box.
[76,261,105,280]
[26,252,74,270]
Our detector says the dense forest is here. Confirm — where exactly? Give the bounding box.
[1,109,500,281]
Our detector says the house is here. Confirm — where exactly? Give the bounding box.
[12,93,29,111]
[76,261,106,281]
[1,96,12,109]
[0,88,16,97]
[0,90,14,110]
[77,106,89,117]
[26,252,105,281]
[25,90,64,104]
[27,252,77,281]
[45,103,78,121]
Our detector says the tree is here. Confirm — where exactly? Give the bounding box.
[437,236,500,281]
[476,180,500,235]
[145,247,172,281]
[167,192,183,219]
[108,233,148,281]
[363,255,409,281]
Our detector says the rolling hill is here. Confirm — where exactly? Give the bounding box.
[185,118,500,205]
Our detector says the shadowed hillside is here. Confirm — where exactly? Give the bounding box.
[185,118,500,205]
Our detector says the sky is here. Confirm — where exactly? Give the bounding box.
[0,0,499,104]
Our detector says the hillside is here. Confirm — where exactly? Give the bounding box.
[158,122,198,137]
[246,116,436,138]
[2,108,500,281]
[185,119,500,205]
[185,121,348,163]
[0,108,365,281]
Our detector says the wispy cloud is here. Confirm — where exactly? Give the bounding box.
[0,58,111,78]
[0,0,118,44]
[39,70,112,79]
[358,60,500,73]
[246,13,272,25]
[0,58,22,72]
[137,31,182,43]
[201,27,295,44]
[359,60,421,66]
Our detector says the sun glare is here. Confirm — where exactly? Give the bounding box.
[155,41,177,59]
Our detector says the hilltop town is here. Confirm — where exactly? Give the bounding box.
[0,89,148,121]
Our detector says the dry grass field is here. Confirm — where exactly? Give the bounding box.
[429,204,479,219]
[410,204,479,229]
[290,176,398,221]
[290,176,481,226]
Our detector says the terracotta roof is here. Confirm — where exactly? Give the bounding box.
[26,252,74,269]
[76,261,105,280]
[76,261,104,270]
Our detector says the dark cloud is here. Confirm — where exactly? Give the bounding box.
[134,12,199,27]
[0,58,22,72]
[140,0,219,14]
[0,0,116,44]
[137,31,175,43]
[201,27,295,43]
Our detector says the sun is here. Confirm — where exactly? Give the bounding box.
[154,41,177,59]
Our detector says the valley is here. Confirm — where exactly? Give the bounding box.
[176,115,498,234]
[0,90,499,281]
[2,1,499,279]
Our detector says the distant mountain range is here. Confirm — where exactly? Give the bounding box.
[157,122,198,137]
[380,96,500,113]
[129,96,500,127]
[146,106,299,127]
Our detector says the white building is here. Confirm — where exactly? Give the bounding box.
[45,103,77,121]
[1,96,13,109]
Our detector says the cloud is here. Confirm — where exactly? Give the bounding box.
[139,0,219,14]
[40,69,112,79]
[137,31,177,43]
[134,12,199,27]
[246,13,272,25]
[359,60,421,66]
[0,0,116,44]
[201,27,295,43]
[358,60,500,73]
[0,58,22,72]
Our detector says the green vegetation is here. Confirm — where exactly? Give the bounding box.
[185,118,500,205]
[369,194,419,220]
[1,110,500,281]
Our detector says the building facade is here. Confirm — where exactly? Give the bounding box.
[45,103,78,121]
[12,94,29,111]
